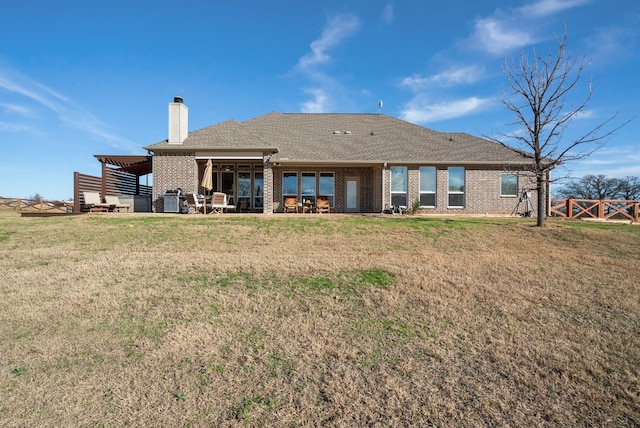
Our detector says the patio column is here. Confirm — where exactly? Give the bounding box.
[263,154,274,214]
[381,164,390,212]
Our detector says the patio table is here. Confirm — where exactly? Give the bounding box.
[303,201,314,213]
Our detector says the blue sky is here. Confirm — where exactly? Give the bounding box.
[1,0,638,200]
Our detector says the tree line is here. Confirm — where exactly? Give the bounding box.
[556,175,640,201]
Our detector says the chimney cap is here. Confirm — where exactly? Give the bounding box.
[173,96,184,104]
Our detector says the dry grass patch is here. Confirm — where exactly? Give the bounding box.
[1,212,638,426]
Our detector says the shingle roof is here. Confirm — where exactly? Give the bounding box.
[144,119,277,152]
[145,112,532,165]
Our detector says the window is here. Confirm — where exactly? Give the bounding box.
[254,172,264,208]
[448,167,465,207]
[319,172,335,207]
[419,166,436,207]
[301,172,316,205]
[390,166,408,207]
[237,172,251,207]
[210,171,219,195]
[501,173,518,197]
[222,171,234,204]
[283,172,297,195]
[282,172,334,208]
[283,172,298,205]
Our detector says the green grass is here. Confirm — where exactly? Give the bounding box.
[0,212,638,427]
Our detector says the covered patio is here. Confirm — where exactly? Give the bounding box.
[195,158,267,213]
[73,155,153,213]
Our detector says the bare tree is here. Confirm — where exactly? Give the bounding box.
[556,174,621,200]
[488,26,627,227]
[557,174,640,200]
[617,176,640,201]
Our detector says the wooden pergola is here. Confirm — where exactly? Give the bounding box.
[73,155,152,213]
[93,155,153,196]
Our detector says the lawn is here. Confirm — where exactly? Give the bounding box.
[1,212,638,427]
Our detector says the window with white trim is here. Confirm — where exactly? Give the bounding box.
[390,166,408,207]
[419,166,436,207]
[501,173,518,197]
[448,167,465,208]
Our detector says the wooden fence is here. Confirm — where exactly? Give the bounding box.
[73,170,151,213]
[1,168,151,215]
[550,198,639,222]
[0,197,72,214]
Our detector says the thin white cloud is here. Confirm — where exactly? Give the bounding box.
[586,26,637,65]
[0,121,33,133]
[0,71,68,113]
[380,3,394,26]
[294,14,360,113]
[518,0,591,18]
[470,17,535,56]
[300,88,330,113]
[400,0,592,125]
[0,164,19,174]
[0,67,136,150]
[566,147,640,178]
[0,102,35,118]
[572,109,595,120]
[295,14,360,72]
[401,65,485,91]
[400,96,493,124]
[462,0,590,57]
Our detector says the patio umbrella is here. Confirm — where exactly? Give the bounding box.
[200,159,213,213]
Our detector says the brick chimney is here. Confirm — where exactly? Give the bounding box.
[168,96,188,144]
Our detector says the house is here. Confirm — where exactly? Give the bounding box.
[144,97,542,214]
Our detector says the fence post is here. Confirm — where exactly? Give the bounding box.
[566,199,573,219]
[16,198,21,211]
[598,200,605,219]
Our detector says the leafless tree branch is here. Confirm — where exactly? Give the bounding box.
[484,25,629,226]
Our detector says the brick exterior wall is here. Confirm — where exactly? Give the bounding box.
[151,153,537,215]
[335,167,375,212]
[152,152,197,212]
[425,166,536,215]
[270,166,376,213]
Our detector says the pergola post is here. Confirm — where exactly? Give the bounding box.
[73,172,81,213]
[101,161,108,201]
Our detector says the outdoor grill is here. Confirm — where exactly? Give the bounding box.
[160,188,184,213]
